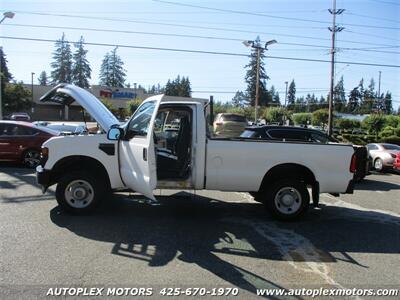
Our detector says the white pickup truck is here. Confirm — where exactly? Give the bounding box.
[36,84,356,220]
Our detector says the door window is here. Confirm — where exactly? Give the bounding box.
[126,101,156,137]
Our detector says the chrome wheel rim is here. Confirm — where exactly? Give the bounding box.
[375,159,383,170]
[274,186,302,215]
[23,150,40,167]
[64,180,94,208]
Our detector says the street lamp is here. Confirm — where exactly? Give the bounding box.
[31,72,35,114]
[0,11,15,24]
[0,11,15,120]
[284,81,289,107]
[243,39,277,123]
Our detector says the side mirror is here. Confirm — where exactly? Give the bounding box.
[107,127,123,140]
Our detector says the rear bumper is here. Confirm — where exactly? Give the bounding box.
[345,179,354,194]
[36,165,52,192]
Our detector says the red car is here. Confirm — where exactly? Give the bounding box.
[0,121,59,168]
[394,153,400,172]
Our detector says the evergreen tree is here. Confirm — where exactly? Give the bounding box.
[244,36,269,107]
[99,52,111,86]
[348,87,361,112]
[38,71,48,86]
[287,79,296,109]
[99,47,126,87]
[363,78,376,113]
[50,33,73,84]
[164,75,191,97]
[72,36,91,88]
[294,96,306,113]
[232,91,247,108]
[383,92,393,114]
[306,93,318,112]
[333,76,346,112]
[0,48,12,106]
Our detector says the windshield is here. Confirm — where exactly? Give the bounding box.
[126,101,156,137]
[382,144,400,150]
[47,125,79,132]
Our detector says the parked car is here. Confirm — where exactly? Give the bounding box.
[367,143,400,172]
[240,125,338,143]
[10,112,31,122]
[46,123,87,135]
[240,126,369,182]
[393,153,400,172]
[0,121,59,167]
[213,113,247,138]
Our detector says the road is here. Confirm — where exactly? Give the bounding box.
[0,166,399,299]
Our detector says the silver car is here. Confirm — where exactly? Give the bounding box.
[213,113,247,138]
[367,143,400,172]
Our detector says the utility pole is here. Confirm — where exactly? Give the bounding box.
[327,0,344,136]
[31,72,35,115]
[378,71,381,97]
[255,47,261,123]
[284,81,288,107]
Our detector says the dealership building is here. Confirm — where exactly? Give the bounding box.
[19,84,149,121]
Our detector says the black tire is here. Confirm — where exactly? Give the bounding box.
[262,179,310,221]
[374,158,384,172]
[55,171,109,214]
[22,148,41,168]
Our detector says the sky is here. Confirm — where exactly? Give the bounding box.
[1,0,399,110]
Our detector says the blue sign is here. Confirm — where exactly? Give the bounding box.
[112,91,136,99]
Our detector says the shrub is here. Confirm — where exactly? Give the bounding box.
[311,109,329,128]
[292,113,312,126]
[362,114,385,138]
[126,98,143,115]
[263,107,290,124]
[380,135,400,145]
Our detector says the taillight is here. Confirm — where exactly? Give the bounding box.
[350,153,357,173]
[390,153,396,158]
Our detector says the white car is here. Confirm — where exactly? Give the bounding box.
[36,84,356,220]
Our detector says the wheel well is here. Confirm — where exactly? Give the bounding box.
[20,147,41,162]
[51,156,111,188]
[259,163,317,192]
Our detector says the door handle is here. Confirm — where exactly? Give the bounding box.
[143,148,147,161]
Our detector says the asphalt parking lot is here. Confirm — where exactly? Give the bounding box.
[0,165,399,299]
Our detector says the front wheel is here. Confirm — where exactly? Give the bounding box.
[263,179,310,221]
[56,171,109,214]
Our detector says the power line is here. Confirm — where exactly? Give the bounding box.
[367,0,400,6]
[5,23,400,55]
[346,12,400,24]
[6,11,400,48]
[2,35,399,68]
[152,0,400,30]
[343,29,400,43]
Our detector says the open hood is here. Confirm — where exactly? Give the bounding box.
[40,84,119,132]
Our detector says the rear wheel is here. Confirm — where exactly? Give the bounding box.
[262,179,310,221]
[55,171,109,214]
[22,149,41,168]
[374,158,384,172]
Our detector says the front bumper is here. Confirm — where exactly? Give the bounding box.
[36,165,52,192]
